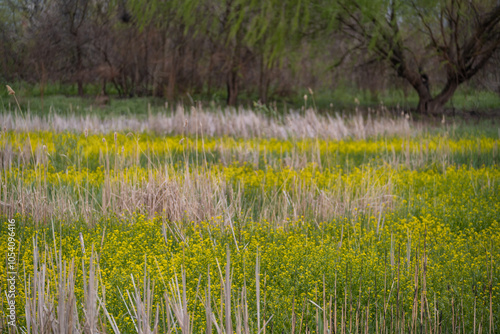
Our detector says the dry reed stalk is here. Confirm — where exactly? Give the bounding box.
[55,258,79,333]
[344,285,348,334]
[329,295,333,334]
[240,280,250,334]
[256,250,261,333]
[298,298,306,334]
[164,269,190,333]
[82,247,101,333]
[100,297,121,333]
[334,273,338,333]
[0,290,5,333]
[24,238,53,334]
[402,310,406,334]
[0,106,416,140]
[474,295,477,334]
[340,304,344,334]
[412,254,420,334]
[262,273,268,334]
[123,267,160,334]
[397,246,401,333]
[390,304,394,334]
[224,247,233,334]
[24,237,86,333]
[356,276,362,334]
[452,296,455,334]
[323,276,327,334]
[6,85,23,116]
[489,264,493,334]
[365,295,370,334]
[461,297,465,334]
[204,266,212,334]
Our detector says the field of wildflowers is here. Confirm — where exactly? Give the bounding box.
[0,109,499,333]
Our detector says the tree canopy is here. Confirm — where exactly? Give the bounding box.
[329,0,500,113]
[2,0,500,113]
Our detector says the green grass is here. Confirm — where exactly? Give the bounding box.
[2,81,499,118]
[0,94,169,117]
[291,85,500,112]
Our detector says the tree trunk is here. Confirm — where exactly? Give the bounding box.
[259,55,269,104]
[76,45,84,97]
[167,51,176,101]
[207,53,214,97]
[416,79,458,115]
[397,64,452,115]
[77,81,84,97]
[227,67,239,106]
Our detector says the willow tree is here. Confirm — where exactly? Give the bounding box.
[243,0,310,103]
[130,0,308,105]
[330,0,500,114]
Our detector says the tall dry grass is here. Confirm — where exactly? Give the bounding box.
[0,106,414,139]
[0,142,396,227]
[0,107,431,227]
[2,116,487,228]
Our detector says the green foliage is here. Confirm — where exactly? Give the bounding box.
[129,0,309,66]
[2,82,499,118]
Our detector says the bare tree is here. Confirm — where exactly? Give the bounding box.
[332,0,500,114]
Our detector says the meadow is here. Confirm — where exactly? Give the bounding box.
[0,105,499,333]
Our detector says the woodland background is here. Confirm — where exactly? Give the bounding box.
[1,0,499,113]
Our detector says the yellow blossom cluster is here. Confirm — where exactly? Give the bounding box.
[0,129,498,332]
